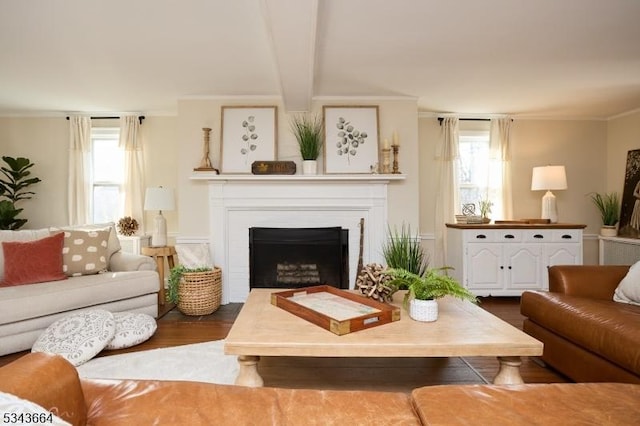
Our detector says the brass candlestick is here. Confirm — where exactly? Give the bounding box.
[391,144,400,174]
[381,148,391,174]
[194,127,219,173]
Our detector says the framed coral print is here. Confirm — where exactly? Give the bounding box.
[323,106,379,174]
[220,106,277,173]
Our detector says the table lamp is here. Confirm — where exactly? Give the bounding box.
[531,165,567,223]
[144,186,175,247]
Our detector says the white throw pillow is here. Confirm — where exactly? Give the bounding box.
[175,243,212,268]
[32,310,116,366]
[613,261,640,306]
[104,312,157,350]
[0,392,70,426]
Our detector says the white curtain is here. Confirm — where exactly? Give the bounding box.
[490,118,513,220]
[119,116,146,231]
[434,117,459,267]
[68,116,92,225]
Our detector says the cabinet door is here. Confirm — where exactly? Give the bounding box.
[543,244,582,289]
[505,244,543,290]
[466,244,503,290]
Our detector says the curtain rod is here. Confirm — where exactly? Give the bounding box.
[66,116,145,125]
[437,117,512,125]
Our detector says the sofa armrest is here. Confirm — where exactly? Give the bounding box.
[0,353,87,426]
[109,251,157,272]
[548,265,630,300]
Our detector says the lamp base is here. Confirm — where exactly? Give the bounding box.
[541,190,558,223]
[151,213,167,247]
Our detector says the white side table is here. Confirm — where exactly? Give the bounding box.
[118,235,151,255]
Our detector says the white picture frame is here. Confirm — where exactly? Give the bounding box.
[220,106,277,173]
[323,106,379,174]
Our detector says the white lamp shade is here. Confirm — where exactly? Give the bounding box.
[531,166,567,191]
[144,187,175,212]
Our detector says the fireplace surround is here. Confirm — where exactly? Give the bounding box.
[191,174,404,303]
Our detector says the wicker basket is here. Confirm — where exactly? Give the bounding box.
[177,267,222,316]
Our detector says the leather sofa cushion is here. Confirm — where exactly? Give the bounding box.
[411,383,640,425]
[521,291,640,375]
[81,379,420,426]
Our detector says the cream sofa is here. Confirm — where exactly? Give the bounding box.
[0,225,159,356]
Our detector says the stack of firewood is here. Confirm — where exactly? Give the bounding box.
[355,263,396,303]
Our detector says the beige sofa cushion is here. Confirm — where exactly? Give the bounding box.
[50,223,121,261]
[61,229,110,277]
[0,229,51,282]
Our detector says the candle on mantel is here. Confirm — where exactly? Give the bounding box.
[392,131,399,146]
[383,138,389,149]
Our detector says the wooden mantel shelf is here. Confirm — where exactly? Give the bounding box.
[189,173,407,182]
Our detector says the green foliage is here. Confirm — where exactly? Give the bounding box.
[0,156,41,230]
[479,199,493,218]
[167,265,213,304]
[589,192,620,226]
[387,268,478,307]
[0,200,26,230]
[382,224,429,281]
[290,114,323,160]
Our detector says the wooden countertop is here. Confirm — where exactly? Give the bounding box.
[446,223,586,229]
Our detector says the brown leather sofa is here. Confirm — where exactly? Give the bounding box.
[1,353,639,425]
[521,265,640,384]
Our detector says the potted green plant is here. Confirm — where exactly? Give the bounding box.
[0,156,41,230]
[382,224,429,281]
[479,199,493,224]
[589,192,620,237]
[167,265,221,315]
[388,268,477,322]
[289,113,323,175]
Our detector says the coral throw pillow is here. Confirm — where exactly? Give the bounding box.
[61,229,110,277]
[1,232,67,286]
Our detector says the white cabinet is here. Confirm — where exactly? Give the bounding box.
[446,225,584,296]
[117,235,151,255]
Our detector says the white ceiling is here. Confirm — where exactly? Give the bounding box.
[1,0,640,119]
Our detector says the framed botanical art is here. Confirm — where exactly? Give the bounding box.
[220,106,277,173]
[323,106,379,174]
[619,149,640,238]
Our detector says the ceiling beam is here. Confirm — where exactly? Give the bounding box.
[260,0,318,112]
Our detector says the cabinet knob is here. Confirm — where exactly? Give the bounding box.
[500,266,504,270]
[534,234,544,239]
[504,234,515,239]
[508,266,512,270]
[476,234,487,239]
[562,234,572,239]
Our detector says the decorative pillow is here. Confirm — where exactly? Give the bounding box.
[51,222,121,260]
[1,233,67,287]
[0,392,71,426]
[61,229,110,277]
[175,243,212,268]
[32,310,116,366]
[614,261,640,306]
[104,312,157,350]
[0,228,50,282]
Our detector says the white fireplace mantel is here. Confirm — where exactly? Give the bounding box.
[190,173,406,303]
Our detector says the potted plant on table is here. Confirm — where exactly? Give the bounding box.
[589,192,620,237]
[290,113,323,175]
[388,268,478,322]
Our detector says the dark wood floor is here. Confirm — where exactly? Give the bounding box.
[0,297,569,390]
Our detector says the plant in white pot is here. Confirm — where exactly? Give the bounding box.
[290,113,322,175]
[388,268,478,322]
[589,192,620,237]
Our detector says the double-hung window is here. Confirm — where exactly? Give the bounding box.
[456,129,504,219]
[90,128,124,223]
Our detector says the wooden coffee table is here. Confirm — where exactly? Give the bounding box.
[224,289,542,387]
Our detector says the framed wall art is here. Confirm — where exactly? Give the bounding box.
[323,106,379,174]
[618,149,640,238]
[220,106,277,173]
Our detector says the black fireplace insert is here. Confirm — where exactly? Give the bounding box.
[249,227,349,289]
